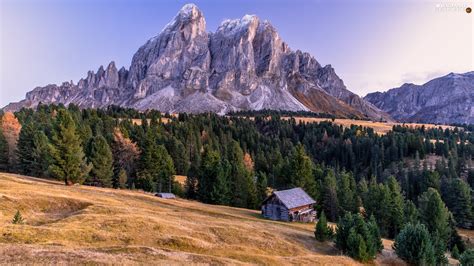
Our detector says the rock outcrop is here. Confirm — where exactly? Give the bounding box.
[3,4,390,121]
[364,72,474,124]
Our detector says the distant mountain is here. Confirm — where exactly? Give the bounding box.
[3,4,390,121]
[364,72,474,124]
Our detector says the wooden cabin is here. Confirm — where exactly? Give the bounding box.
[261,187,316,222]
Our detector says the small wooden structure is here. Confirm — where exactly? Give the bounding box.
[261,187,316,222]
[155,192,176,199]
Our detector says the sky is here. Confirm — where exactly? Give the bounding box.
[0,0,473,107]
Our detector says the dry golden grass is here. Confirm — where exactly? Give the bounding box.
[459,229,474,249]
[0,173,404,265]
[118,117,172,126]
[281,117,456,135]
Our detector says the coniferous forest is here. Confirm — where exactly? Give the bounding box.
[1,104,473,263]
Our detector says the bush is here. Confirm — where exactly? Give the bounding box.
[393,223,435,265]
[460,249,474,266]
[12,210,24,224]
[315,211,333,242]
[334,213,382,262]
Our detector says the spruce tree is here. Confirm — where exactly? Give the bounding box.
[447,213,466,253]
[418,188,451,245]
[49,110,91,185]
[393,223,435,265]
[403,200,419,225]
[87,135,114,187]
[386,176,404,238]
[117,168,127,189]
[12,210,25,224]
[335,213,381,262]
[442,178,473,229]
[0,126,9,171]
[337,171,357,213]
[287,144,317,198]
[199,148,228,204]
[315,211,333,242]
[16,121,36,175]
[451,245,460,260]
[460,249,474,265]
[137,131,175,192]
[30,131,52,177]
[227,141,253,208]
[322,169,339,222]
[155,145,175,193]
[256,171,268,203]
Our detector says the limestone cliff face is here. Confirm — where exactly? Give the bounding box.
[4,4,390,120]
[364,72,474,124]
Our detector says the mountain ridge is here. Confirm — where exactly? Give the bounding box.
[364,71,474,124]
[3,3,390,121]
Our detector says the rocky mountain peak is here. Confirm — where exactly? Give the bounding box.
[161,3,206,38]
[364,71,474,124]
[217,14,260,36]
[3,4,391,121]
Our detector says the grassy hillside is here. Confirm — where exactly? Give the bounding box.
[0,173,402,265]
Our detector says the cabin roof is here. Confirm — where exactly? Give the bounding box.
[155,193,176,199]
[263,187,315,209]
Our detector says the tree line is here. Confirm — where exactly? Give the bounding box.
[1,104,473,263]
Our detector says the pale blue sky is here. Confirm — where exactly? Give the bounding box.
[1,0,472,106]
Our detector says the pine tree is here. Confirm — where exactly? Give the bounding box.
[451,245,460,260]
[155,145,175,193]
[87,135,114,187]
[30,131,52,177]
[49,110,91,185]
[418,188,451,245]
[322,169,339,222]
[367,215,383,254]
[16,121,36,175]
[460,249,474,265]
[365,178,392,237]
[386,176,404,238]
[117,168,127,189]
[0,126,9,171]
[287,144,317,198]
[12,210,24,224]
[442,178,473,229]
[403,200,419,225]
[199,147,228,204]
[137,131,175,192]
[347,228,369,262]
[166,137,189,175]
[335,213,381,262]
[337,171,357,213]
[393,223,435,265]
[227,141,253,208]
[447,213,466,254]
[256,171,268,203]
[315,211,333,242]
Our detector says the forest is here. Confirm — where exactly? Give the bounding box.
[0,104,473,264]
